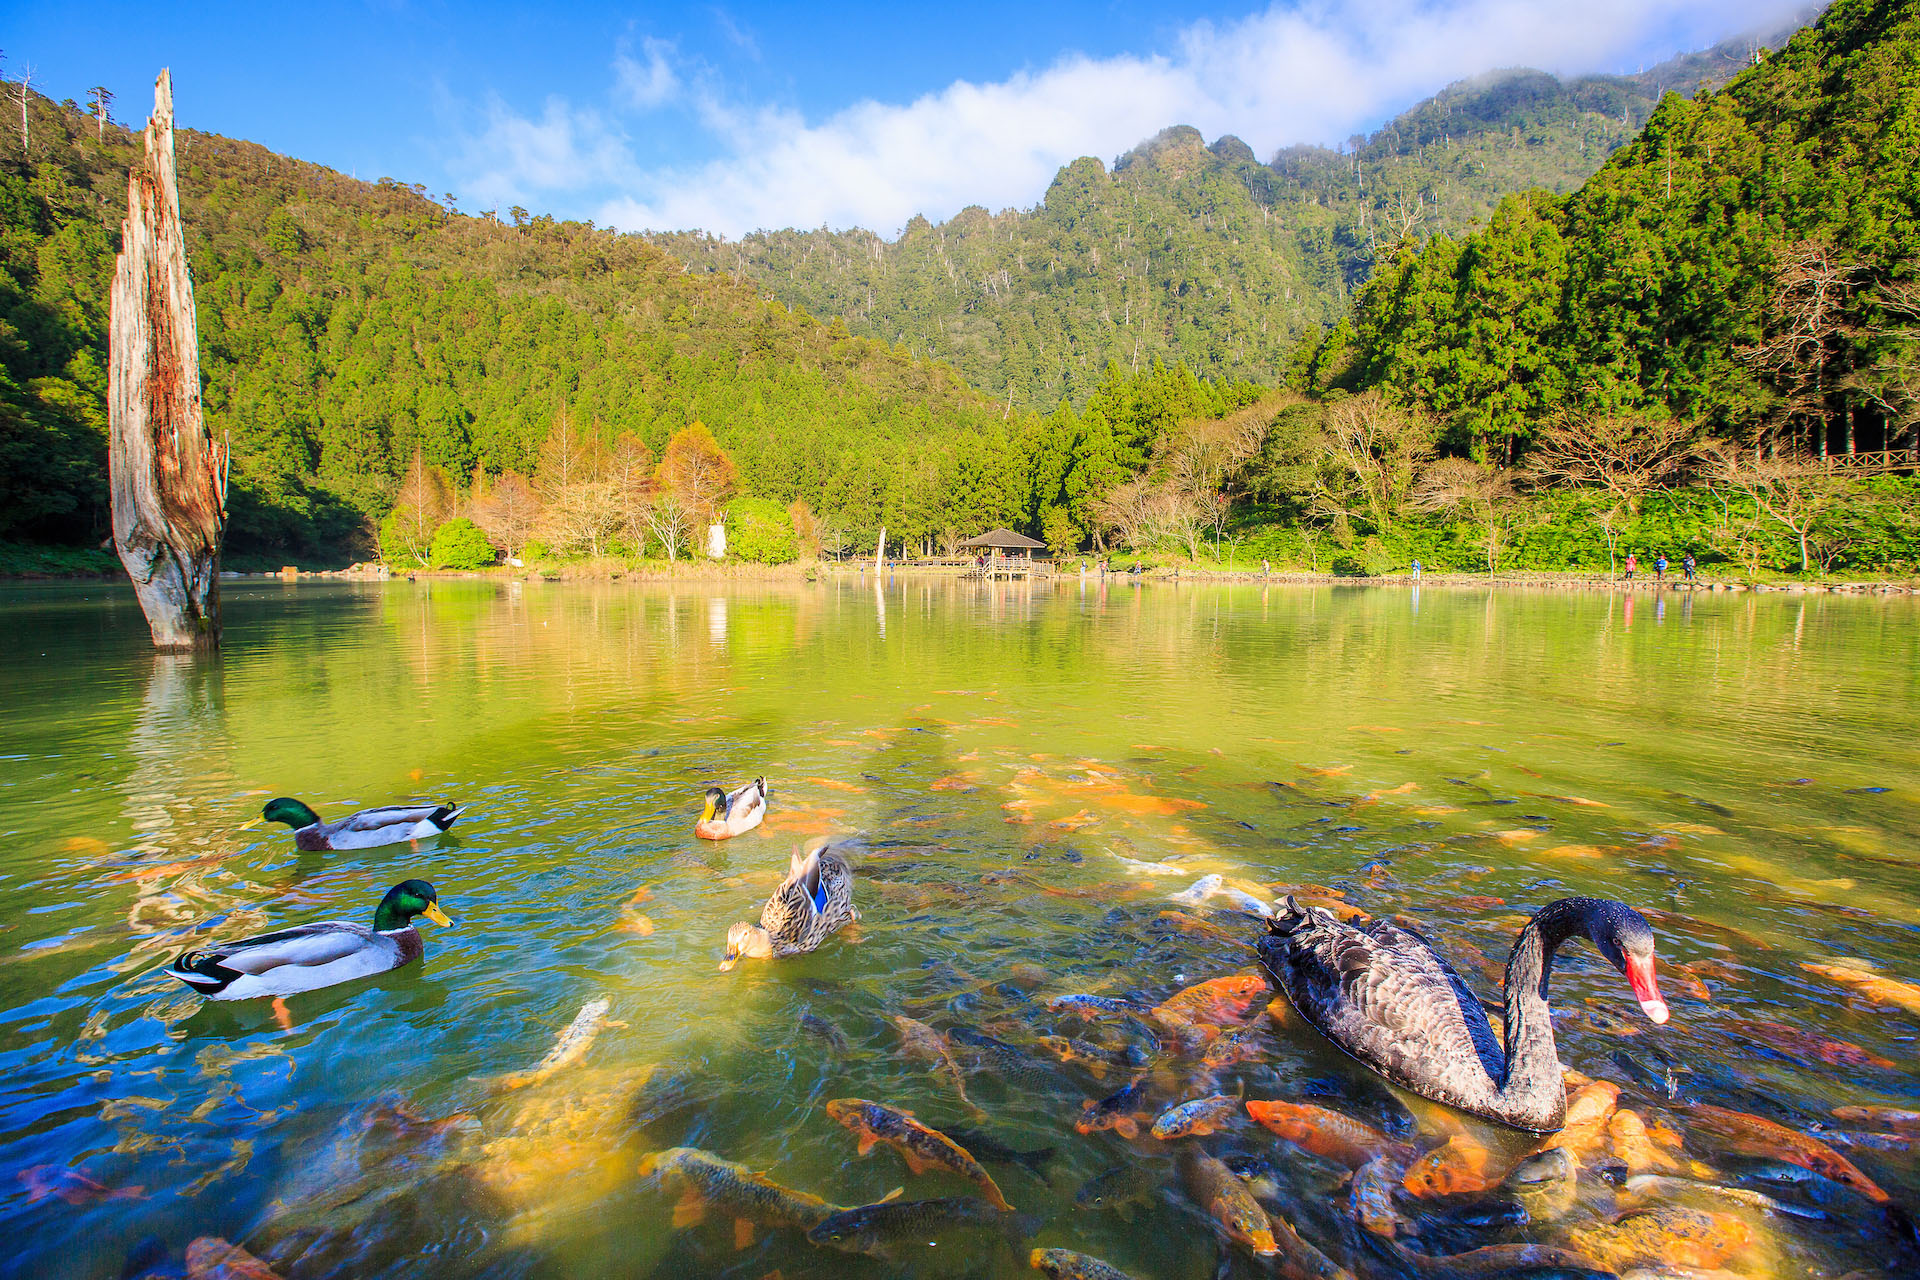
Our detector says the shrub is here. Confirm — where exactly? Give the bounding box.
[728,496,798,564]
[429,518,498,569]
[378,509,425,567]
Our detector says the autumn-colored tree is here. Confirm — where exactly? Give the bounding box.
[787,497,822,559]
[381,446,451,565]
[656,421,737,525]
[473,470,541,559]
[1410,457,1517,574]
[535,404,601,500]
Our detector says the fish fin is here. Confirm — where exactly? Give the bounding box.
[1115,1118,1139,1139]
[672,1192,707,1228]
[901,1151,933,1176]
[855,1134,876,1156]
[734,1218,755,1250]
[878,1186,904,1203]
[1190,1121,1215,1136]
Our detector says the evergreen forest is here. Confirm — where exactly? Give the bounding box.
[2,0,1917,577]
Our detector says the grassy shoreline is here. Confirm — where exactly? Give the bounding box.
[7,543,1915,594]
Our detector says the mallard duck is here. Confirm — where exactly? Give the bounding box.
[721,839,855,970]
[695,778,767,840]
[254,797,464,850]
[166,879,452,1000]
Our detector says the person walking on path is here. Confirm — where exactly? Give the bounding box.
[1411,559,1422,580]
[1684,552,1696,582]
[1655,554,1668,583]
[1624,553,1637,582]
[1262,558,1271,578]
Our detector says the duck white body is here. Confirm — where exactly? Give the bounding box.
[696,778,767,840]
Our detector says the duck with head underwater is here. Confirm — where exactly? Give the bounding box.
[696,778,767,840]
[166,879,452,1000]
[253,797,464,851]
[721,838,855,970]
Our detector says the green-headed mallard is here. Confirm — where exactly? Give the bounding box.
[721,839,854,970]
[695,778,767,840]
[166,879,452,1000]
[256,797,464,850]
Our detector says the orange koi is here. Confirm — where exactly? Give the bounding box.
[1687,1103,1889,1204]
[1151,975,1267,1043]
[930,775,977,793]
[805,777,866,794]
[1245,1100,1412,1170]
[1567,1205,1753,1271]
[1801,961,1920,1016]
[1402,1135,1498,1198]
[1833,1106,1920,1133]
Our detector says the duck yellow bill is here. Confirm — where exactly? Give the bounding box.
[239,818,263,831]
[422,903,453,927]
[718,951,740,972]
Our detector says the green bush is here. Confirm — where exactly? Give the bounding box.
[728,496,798,564]
[429,518,498,569]
[378,510,424,567]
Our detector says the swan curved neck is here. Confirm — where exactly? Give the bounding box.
[1498,898,1592,1110]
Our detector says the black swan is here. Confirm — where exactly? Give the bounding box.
[1256,895,1668,1132]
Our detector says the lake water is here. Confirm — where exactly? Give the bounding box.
[1,577,1916,1279]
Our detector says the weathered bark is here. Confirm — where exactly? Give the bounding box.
[109,71,226,650]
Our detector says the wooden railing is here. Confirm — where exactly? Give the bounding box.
[1786,449,1918,476]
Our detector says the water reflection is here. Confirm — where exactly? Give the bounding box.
[0,579,1913,1278]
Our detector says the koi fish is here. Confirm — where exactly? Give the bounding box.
[800,1012,851,1054]
[184,1238,281,1280]
[19,1164,144,1205]
[1047,994,1147,1019]
[1833,1106,1920,1133]
[1349,1156,1399,1237]
[808,1196,1025,1259]
[1150,974,1268,1043]
[1182,1148,1278,1257]
[1392,1243,1605,1277]
[1075,1163,1157,1218]
[492,998,615,1090]
[1402,1135,1499,1198]
[1108,849,1185,876]
[1030,1247,1138,1280]
[1621,1174,1826,1221]
[1244,1100,1413,1170]
[1801,961,1920,1016]
[825,1099,1012,1210]
[1078,1079,1152,1138]
[638,1146,841,1236]
[939,1125,1055,1178]
[891,1015,979,1114]
[1728,1018,1894,1069]
[1200,1025,1266,1070]
[1687,1103,1890,1204]
[1157,910,1256,950]
[1566,1204,1754,1271]
[1151,1094,1241,1139]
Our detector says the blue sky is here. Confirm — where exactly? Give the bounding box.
[9,1,1811,238]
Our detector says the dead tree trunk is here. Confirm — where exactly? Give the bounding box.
[109,70,226,650]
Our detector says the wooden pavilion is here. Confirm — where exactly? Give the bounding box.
[959,528,1047,578]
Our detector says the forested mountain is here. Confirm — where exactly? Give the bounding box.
[1343,0,1920,461]
[646,16,1813,410]
[0,95,1057,558]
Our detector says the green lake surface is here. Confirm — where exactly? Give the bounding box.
[1,577,1917,1279]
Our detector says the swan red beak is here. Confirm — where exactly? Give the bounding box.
[1625,954,1669,1024]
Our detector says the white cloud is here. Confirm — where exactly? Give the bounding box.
[451,95,635,211]
[614,37,680,110]
[449,0,1813,237]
